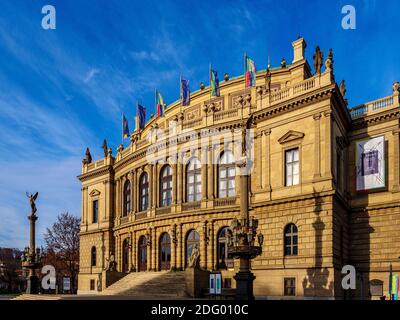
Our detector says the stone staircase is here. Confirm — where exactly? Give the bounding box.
[100,271,188,298]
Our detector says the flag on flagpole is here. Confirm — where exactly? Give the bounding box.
[137,103,146,130]
[180,78,190,106]
[210,68,220,97]
[156,90,166,117]
[245,55,256,87]
[122,114,130,139]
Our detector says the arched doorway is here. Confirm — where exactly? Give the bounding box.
[122,239,129,273]
[159,233,171,270]
[138,235,147,272]
[185,229,200,267]
[217,227,233,269]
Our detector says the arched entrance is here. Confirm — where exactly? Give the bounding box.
[159,232,171,270]
[122,239,129,273]
[185,229,200,267]
[138,235,147,272]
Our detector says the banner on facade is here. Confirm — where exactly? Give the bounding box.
[355,136,385,191]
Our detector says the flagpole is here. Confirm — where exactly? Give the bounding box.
[180,75,183,115]
[155,88,157,117]
[243,52,246,120]
[121,113,124,146]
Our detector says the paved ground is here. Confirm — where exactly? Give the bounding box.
[0,295,17,300]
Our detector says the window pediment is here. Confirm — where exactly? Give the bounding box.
[278,130,305,144]
[89,189,101,197]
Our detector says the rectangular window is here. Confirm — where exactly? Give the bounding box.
[92,200,99,223]
[285,148,299,186]
[90,279,95,291]
[284,277,296,296]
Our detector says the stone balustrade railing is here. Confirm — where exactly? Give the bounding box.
[350,95,398,119]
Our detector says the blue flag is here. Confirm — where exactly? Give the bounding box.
[137,104,146,130]
[181,78,190,106]
[122,115,129,139]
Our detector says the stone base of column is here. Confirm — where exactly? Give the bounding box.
[26,275,39,294]
[233,271,256,300]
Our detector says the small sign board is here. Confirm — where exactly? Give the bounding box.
[63,277,70,292]
[209,272,222,295]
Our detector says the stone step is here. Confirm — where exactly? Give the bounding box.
[13,294,62,300]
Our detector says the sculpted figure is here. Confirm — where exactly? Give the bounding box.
[313,46,323,74]
[339,80,346,98]
[26,192,38,215]
[188,244,200,268]
[102,139,108,157]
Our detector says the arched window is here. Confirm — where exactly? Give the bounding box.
[218,151,236,198]
[185,229,200,267]
[160,165,172,207]
[123,180,131,216]
[284,224,298,256]
[91,246,97,267]
[186,158,202,202]
[217,227,233,269]
[159,232,171,270]
[139,172,149,211]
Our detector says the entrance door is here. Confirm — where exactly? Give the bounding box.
[159,233,171,270]
[138,236,147,272]
[122,239,129,273]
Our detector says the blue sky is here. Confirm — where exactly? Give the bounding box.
[0,0,399,248]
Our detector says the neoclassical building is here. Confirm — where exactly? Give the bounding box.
[77,38,400,299]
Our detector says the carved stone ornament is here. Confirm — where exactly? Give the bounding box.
[278,130,305,144]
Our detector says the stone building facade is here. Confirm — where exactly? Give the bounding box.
[77,38,400,299]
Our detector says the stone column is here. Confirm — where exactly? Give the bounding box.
[207,146,214,200]
[256,132,262,189]
[392,130,400,191]
[132,170,136,213]
[147,229,152,271]
[201,221,208,269]
[81,187,87,225]
[177,224,183,270]
[323,111,333,178]
[177,158,183,204]
[148,166,153,209]
[201,148,208,200]
[313,113,322,179]
[210,222,215,271]
[152,164,157,209]
[133,231,137,271]
[115,179,120,221]
[173,162,178,205]
[152,227,157,271]
[262,129,271,191]
[129,230,133,271]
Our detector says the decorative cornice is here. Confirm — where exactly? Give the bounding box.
[77,165,113,182]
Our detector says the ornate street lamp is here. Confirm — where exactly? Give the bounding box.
[21,192,42,294]
[227,122,263,300]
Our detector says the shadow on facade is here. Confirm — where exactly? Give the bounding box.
[302,191,334,298]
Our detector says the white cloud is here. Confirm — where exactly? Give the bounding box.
[84,68,100,83]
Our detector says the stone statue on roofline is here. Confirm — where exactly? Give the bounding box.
[313,46,323,74]
[339,80,346,98]
[102,139,108,157]
[82,147,92,164]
